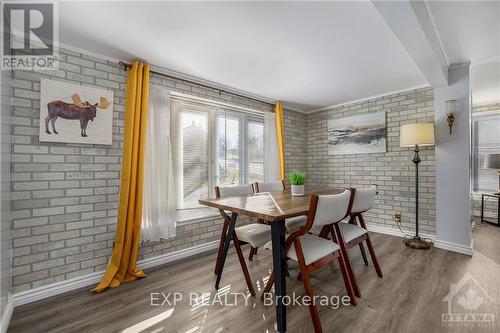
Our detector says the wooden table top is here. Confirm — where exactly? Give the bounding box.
[198,187,344,222]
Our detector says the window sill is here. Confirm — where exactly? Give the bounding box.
[176,208,220,226]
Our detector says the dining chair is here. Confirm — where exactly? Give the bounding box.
[254,180,307,232]
[213,184,272,296]
[310,185,383,298]
[261,190,357,333]
[253,180,285,193]
[337,185,383,279]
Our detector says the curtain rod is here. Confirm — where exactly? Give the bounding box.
[118,61,273,107]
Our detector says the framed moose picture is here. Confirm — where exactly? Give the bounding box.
[39,78,114,145]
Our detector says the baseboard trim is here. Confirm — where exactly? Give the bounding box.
[138,240,219,270]
[366,224,473,256]
[13,240,219,307]
[0,293,14,333]
[366,224,436,241]
[434,239,473,256]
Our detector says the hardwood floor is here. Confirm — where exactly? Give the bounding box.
[9,224,500,333]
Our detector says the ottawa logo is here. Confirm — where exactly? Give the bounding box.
[442,273,495,328]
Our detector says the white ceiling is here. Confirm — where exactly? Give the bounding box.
[58,1,428,111]
[426,0,500,105]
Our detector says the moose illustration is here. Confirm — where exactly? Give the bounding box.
[45,94,110,137]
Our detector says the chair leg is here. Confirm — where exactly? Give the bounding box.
[358,215,383,278]
[365,237,383,278]
[214,219,229,275]
[359,243,369,266]
[295,240,323,333]
[336,252,357,306]
[332,225,361,298]
[215,213,238,290]
[233,232,256,296]
[261,271,275,301]
[318,225,330,239]
[248,247,257,261]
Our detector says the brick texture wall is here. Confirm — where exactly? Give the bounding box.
[1,62,12,316]
[10,48,277,293]
[472,102,500,220]
[305,87,436,235]
[283,108,307,176]
[9,47,437,293]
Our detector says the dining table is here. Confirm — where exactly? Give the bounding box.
[199,187,344,333]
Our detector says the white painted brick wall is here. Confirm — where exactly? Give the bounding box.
[283,109,307,175]
[10,47,437,293]
[305,87,436,235]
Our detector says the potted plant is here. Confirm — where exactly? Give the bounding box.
[288,171,306,196]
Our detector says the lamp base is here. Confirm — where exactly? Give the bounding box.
[403,235,432,250]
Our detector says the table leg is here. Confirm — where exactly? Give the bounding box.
[215,212,238,289]
[271,219,286,332]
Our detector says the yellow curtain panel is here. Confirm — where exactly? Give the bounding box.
[93,61,150,292]
[275,101,285,180]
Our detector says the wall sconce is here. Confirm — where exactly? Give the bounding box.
[445,99,456,134]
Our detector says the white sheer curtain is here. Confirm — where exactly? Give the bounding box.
[264,112,281,181]
[142,86,176,241]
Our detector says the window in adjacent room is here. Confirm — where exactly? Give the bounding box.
[472,111,500,192]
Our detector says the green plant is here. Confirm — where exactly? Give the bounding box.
[288,170,306,185]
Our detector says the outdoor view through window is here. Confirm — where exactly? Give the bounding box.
[172,99,264,209]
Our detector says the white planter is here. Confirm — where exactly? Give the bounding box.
[291,184,305,196]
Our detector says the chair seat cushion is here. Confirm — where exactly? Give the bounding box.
[264,234,340,266]
[285,216,307,231]
[235,224,271,248]
[339,222,367,243]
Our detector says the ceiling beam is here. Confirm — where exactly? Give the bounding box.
[372,0,449,87]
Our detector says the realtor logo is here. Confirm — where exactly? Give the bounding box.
[1,1,59,69]
[442,273,495,328]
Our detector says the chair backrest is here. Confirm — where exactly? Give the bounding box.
[255,180,285,193]
[312,190,351,227]
[216,184,254,198]
[351,185,377,213]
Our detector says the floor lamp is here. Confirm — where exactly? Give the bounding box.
[400,123,435,249]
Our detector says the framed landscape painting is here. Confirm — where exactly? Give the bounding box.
[39,78,114,145]
[327,112,386,155]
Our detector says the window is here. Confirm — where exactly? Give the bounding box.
[172,98,265,209]
[472,111,500,192]
[216,110,241,186]
[248,120,264,183]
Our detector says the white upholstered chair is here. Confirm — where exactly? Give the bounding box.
[213,184,271,296]
[254,180,307,232]
[254,180,285,193]
[261,190,357,333]
[309,185,382,299]
[337,185,383,279]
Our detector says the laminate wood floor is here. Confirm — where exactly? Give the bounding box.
[9,224,500,333]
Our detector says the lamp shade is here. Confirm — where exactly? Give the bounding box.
[400,123,435,147]
[484,154,500,170]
